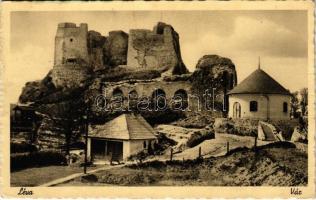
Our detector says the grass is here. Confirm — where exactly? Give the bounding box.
[11,165,83,186]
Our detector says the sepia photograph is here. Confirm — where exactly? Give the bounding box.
[1,1,315,198]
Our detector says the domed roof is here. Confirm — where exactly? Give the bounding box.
[228,68,291,95]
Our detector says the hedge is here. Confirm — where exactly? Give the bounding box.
[186,130,215,148]
[11,151,67,172]
[10,142,37,154]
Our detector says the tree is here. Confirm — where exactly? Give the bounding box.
[290,91,300,118]
[300,88,308,116]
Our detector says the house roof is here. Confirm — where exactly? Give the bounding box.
[228,68,291,95]
[88,113,157,140]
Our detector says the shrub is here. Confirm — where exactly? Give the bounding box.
[127,150,149,164]
[173,112,215,129]
[186,130,215,148]
[141,109,185,126]
[257,141,296,150]
[163,74,191,82]
[270,120,299,141]
[102,68,161,82]
[214,118,258,137]
[81,174,98,183]
[128,160,167,169]
[11,151,67,172]
[153,133,177,155]
[10,142,37,153]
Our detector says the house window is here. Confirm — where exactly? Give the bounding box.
[250,101,258,112]
[70,38,73,42]
[143,141,147,149]
[283,102,288,113]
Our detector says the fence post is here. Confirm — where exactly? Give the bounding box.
[227,141,229,154]
[170,148,173,161]
[198,146,202,158]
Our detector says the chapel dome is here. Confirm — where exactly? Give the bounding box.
[228,68,291,95]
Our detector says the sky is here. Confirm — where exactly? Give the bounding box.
[8,10,308,103]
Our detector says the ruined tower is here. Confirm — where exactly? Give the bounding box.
[52,23,91,89]
[54,23,89,65]
[126,22,187,75]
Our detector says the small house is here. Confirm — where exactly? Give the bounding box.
[227,67,291,120]
[87,113,157,162]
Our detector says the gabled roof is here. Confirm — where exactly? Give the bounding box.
[228,68,291,95]
[88,114,157,140]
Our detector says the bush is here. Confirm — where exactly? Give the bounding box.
[173,112,215,129]
[10,142,37,153]
[186,130,215,148]
[127,150,149,164]
[270,120,298,140]
[163,74,191,82]
[128,160,167,169]
[214,118,258,137]
[152,133,177,155]
[81,174,98,183]
[128,158,204,170]
[102,68,161,82]
[11,151,67,172]
[257,141,296,150]
[141,109,185,126]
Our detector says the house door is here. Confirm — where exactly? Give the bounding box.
[106,141,123,161]
[233,102,241,118]
[91,139,106,160]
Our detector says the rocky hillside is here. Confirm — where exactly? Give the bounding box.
[190,55,237,112]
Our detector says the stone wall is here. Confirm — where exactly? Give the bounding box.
[126,22,188,75]
[88,30,106,71]
[105,31,129,67]
[51,63,92,89]
[104,80,191,100]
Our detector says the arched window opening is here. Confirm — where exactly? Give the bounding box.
[173,89,188,109]
[128,90,138,110]
[283,102,288,113]
[112,88,124,103]
[128,90,138,100]
[152,89,166,109]
[250,101,258,112]
[143,141,147,149]
[113,88,123,97]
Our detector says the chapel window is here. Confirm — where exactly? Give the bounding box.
[283,102,288,113]
[250,101,258,112]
